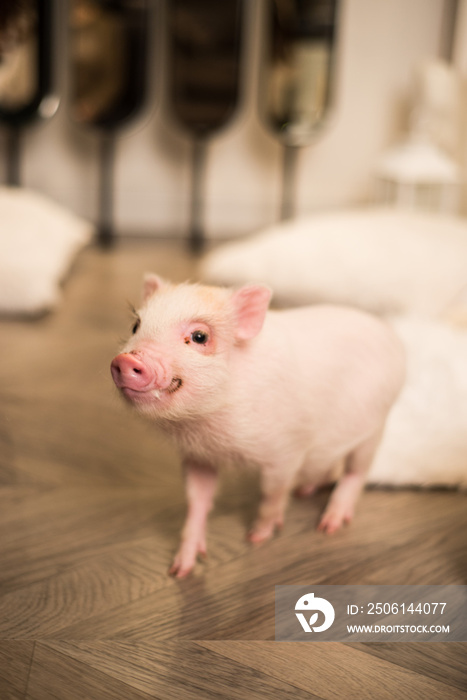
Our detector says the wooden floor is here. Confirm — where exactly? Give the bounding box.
[1,239,466,699]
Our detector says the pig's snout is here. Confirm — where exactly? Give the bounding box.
[111,353,156,392]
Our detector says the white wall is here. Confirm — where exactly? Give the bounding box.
[2,0,448,239]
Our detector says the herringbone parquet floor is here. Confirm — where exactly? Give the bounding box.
[1,239,466,699]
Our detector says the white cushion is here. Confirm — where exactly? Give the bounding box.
[0,187,94,315]
[201,208,467,316]
[369,316,467,488]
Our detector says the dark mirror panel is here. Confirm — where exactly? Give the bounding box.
[0,0,55,125]
[168,0,243,138]
[262,0,338,146]
[70,0,149,129]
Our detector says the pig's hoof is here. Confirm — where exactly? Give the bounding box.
[247,518,283,544]
[168,555,200,579]
[168,554,193,578]
[247,529,270,545]
[318,507,353,534]
[168,542,207,578]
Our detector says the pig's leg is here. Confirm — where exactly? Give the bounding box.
[318,430,383,534]
[169,460,218,578]
[248,469,296,544]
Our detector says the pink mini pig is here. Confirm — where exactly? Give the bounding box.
[111,275,405,577]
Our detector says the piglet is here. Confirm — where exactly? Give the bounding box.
[111,275,405,577]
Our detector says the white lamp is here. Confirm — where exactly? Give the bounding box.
[376,59,464,214]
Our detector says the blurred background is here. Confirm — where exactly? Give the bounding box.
[0,0,465,245]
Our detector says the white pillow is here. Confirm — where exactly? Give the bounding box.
[201,208,467,316]
[0,187,94,316]
[369,316,467,489]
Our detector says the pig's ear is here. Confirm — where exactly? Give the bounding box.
[232,284,272,340]
[142,273,165,302]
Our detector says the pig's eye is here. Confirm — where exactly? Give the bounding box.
[191,330,208,345]
[131,318,141,334]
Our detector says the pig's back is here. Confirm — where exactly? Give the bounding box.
[268,304,403,370]
[264,304,405,406]
[227,304,405,463]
